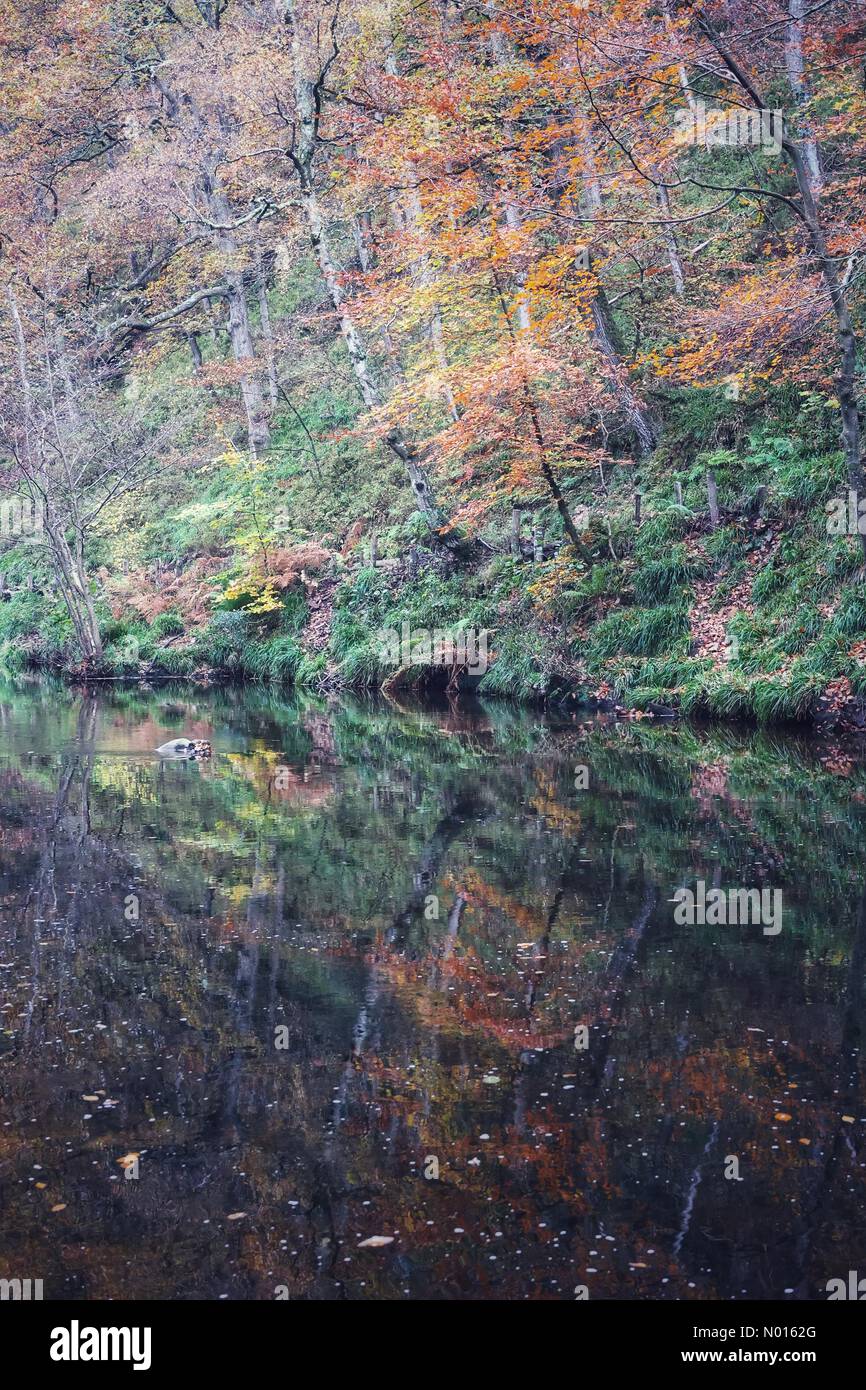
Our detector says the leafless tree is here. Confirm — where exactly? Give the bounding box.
[1,284,177,664]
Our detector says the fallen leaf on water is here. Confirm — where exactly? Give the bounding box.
[357,1236,394,1248]
[798,1138,811,1145]
[35,1182,47,1189]
[842,1115,855,1124]
[774,1112,792,1122]
[82,1095,99,1102]
[50,1203,66,1213]
[227,1212,247,1221]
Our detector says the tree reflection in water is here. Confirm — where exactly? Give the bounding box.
[0,679,864,1301]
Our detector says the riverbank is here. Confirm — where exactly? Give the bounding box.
[6,441,866,735]
[9,539,866,736]
[3,344,865,735]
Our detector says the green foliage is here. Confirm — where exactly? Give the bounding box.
[244,635,303,682]
[477,627,550,699]
[194,611,256,674]
[632,545,709,603]
[150,611,185,639]
[588,603,689,660]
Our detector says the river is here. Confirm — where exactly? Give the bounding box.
[0,679,863,1300]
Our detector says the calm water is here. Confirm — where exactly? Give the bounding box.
[0,679,864,1301]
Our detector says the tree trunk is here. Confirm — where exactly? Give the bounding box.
[502,194,532,334]
[353,209,404,383]
[706,470,720,529]
[511,507,522,558]
[300,174,442,527]
[405,184,460,421]
[662,0,699,118]
[489,270,592,561]
[785,0,823,195]
[285,14,446,534]
[47,523,103,662]
[573,123,658,456]
[698,12,866,561]
[187,332,203,372]
[4,286,102,663]
[256,263,279,409]
[656,183,686,296]
[202,168,270,456]
[591,280,657,457]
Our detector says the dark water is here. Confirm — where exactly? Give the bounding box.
[0,679,864,1301]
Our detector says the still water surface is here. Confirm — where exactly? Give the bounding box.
[0,679,864,1300]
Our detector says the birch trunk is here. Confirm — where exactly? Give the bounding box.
[656,183,686,296]
[286,6,445,532]
[785,0,823,196]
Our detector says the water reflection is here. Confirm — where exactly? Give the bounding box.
[0,678,864,1300]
